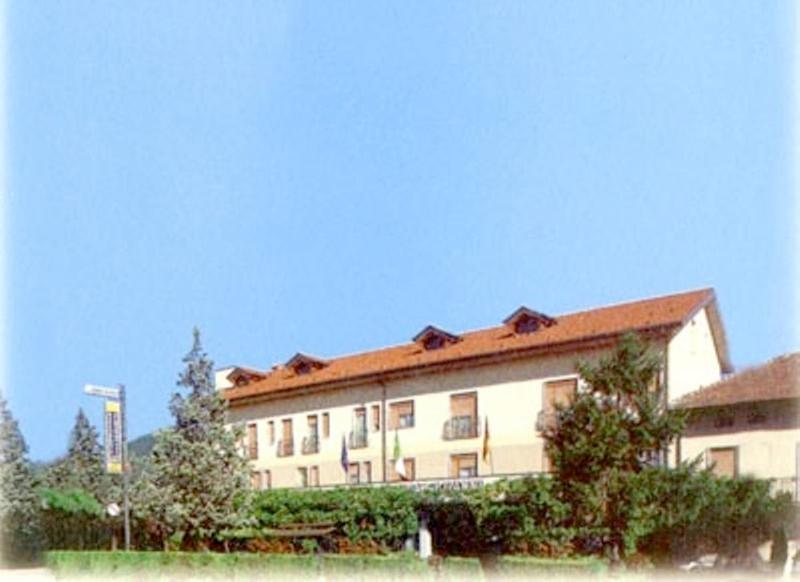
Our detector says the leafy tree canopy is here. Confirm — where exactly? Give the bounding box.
[544,332,687,560]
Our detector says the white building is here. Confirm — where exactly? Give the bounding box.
[676,352,799,500]
[221,288,730,489]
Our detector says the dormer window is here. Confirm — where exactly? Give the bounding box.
[285,353,328,376]
[413,325,461,351]
[503,307,556,335]
[227,367,268,388]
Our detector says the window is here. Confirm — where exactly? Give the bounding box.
[354,407,367,431]
[543,448,554,473]
[279,419,294,457]
[351,407,368,448]
[303,415,320,455]
[450,453,478,479]
[424,335,445,350]
[298,467,308,488]
[708,447,737,478]
[363,461,372,484]
[371,405,381,432]
[389,458,415,482]
[543,379,577,413]
[309,466,320,487]
[247,423,258,460]
[264,470,271,490]
[268,421,275,445]
[747,406,767,425]
[348,462,360,485]
[250,471,262,489]
[322,413,330,438]
[446,393,478,439]
[714,410,735,428]
[390,400,415,430]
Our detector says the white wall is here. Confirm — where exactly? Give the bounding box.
[667,306,723,403]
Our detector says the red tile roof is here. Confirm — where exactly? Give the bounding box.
[676,352,800,409]
[224,288,726,405]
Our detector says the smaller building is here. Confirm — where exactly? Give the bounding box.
[676,352,799,500]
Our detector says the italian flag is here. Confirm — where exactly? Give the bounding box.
[393,431,407,480]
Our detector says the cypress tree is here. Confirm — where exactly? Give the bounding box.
[0,396,43,565]
[134,328,251,550]
[44,408,114,505]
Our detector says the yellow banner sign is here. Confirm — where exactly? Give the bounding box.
[104,400,122,474]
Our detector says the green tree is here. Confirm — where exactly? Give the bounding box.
[133,328,251,550]
[44,408,115,505]
[0,396,43,565]
[544,332,686,561]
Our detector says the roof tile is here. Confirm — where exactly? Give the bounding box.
[676,352,800,408]
[225,288,716,404]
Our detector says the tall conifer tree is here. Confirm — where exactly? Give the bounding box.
[45,409,114,501]
[134,328,251,549]
[0,396,43,565]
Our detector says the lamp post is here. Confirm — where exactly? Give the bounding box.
[84,383,130,551]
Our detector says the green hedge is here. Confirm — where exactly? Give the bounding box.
[251,485,419,552]
[41,468,794,564]
[46,551,609,580]
[45,551,430,580]
[636,466,797,564]
[493,555,607,576]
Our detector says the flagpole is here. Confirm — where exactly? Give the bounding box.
[120,384,130,551]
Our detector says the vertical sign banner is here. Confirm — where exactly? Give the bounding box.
[105,400,123,474]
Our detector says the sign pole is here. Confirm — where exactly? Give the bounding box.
[84,382,129,550]
[120,384,131,551]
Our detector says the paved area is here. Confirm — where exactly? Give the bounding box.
[0,568,56,581]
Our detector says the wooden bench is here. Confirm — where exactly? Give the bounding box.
[263,522,336,538]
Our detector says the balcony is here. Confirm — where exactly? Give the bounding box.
[276,438,294,457]
[349,428,369,449]
[247,444,258,460]
[442,415,481,440]
[535,410,559,432]
[302,435,320,455]
[771,477,798,502]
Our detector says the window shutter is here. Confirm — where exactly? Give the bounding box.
[544,379,577,412]
[450,393,477,418]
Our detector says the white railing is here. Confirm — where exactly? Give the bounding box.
[770,477,798,502]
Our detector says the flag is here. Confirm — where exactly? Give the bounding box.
[393,431,406,480]
[482,417,491,462]
[340,434,349,474]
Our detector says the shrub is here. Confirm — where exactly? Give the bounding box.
[636,464,797,565]
[38,488,112,551]
[251,486,419,552]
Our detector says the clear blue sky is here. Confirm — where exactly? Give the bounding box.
[4,2,796,461]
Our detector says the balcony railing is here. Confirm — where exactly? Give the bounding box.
[247,444,258,460]
[770,477,798,502]
[535,410,558,432]
[349,428,369,449]
[302,435,320,455]
[442,415,481,440]
[276,438,294,457]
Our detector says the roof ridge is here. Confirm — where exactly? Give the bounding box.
[553,287,713,320]
[675,351,799,407]
[247,287,714,374]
